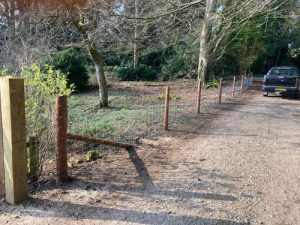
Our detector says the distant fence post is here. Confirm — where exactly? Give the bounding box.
[197,79,202,114]
[218,78,223,104]
[0,77,28,204]
[240,75,245,94]
[232,76,236,98]
[164,86,170,130]
[28,136,39,183]
[56,95,68,183]
[0,90,4,195]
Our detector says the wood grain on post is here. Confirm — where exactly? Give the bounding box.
[56,95,68,183]
[0,91,4,195]
[164,86,170,130]
[218,78,223,104]
[197,79,202,114]
[240,75,244,94]
[0,77,28,204]
[232,76,236,98]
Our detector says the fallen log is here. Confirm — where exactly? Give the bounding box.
[67,133,134,150]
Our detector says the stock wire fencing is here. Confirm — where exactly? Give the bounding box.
[25,74,253,191]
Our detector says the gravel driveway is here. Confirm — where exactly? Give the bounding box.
[1,89,299,225]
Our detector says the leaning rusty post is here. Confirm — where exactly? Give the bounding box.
[240,75,245,94]
[56,95,68,183]
[164,86,170,130]
[232,76,237,98]
[218,78,223,104]
[197,79,202,114]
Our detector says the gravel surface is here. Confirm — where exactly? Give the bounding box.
[0,89,299,225]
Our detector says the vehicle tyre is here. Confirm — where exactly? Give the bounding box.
[262,92,268,97]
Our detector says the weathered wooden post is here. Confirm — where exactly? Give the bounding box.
[0,77,28,204]
[56,95,68,183]
[28,136,39,183]
[218,78,223,104]
[197,79,202,114]
[0,91,4,195]
[164,86,170,130]
[232,76,236,98]
[240,75,245,94]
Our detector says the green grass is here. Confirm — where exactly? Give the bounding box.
[68,91,165,143]
[68,83,198,145]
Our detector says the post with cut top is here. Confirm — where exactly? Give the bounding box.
[0,77,28,204]
[240,75,245,94]
[56,95,68,183]
[164,86,170,130]
[218,78,223,104]
[197,79,202,114]
[232,76,237,98]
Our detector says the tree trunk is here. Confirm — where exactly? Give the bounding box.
[207,62,215,81]
[133,0,139,68]
[197,0,215,83]
[89,45,109,108]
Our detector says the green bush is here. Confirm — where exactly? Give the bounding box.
[6,64,74,173]
[116,65,157,81]
[205,79,220,89]
[46,48,89,91]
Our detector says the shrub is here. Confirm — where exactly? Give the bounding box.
[46,48,89,91]
[116,65,157,81]
[23,64,74,171]
[205,79,220,89]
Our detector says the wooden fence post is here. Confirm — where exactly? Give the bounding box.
[232,76,236,98]
[28,136,39,183]
[0,91,4,195]
[164,86,170,130]
[0,77,28,204]
[56,95,68,183]
[197,79,202,114]
[240,75,245,94]
[218,78,223,104]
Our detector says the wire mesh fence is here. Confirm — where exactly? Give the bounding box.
[23,74,253,193]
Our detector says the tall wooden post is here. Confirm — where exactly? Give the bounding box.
[218,78,223,104]
[0,77,28,204]
[197,79,202,114]
[232,76,236,98]
[164,86,170,131]
[240,75,245,94]
[0,91,4,195]
[56,95,68,183]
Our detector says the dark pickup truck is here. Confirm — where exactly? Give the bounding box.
[262,66,300,98]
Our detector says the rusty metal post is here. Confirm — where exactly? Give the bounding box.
[232,76,236,98]
[56,95,68,183]
[240,75,245,94]
[197,79,202,114]
[164,86,170,130]
[218,78,223,104]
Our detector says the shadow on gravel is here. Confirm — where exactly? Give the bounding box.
[3,197,248,225]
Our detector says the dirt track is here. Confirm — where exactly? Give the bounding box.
[1,89,300,225]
